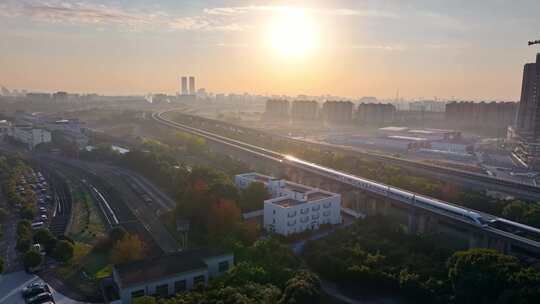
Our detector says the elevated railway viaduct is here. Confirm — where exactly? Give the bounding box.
[153,110,540,260]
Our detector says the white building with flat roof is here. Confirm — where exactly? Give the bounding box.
[235,172,342,236]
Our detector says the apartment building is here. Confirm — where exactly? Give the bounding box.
[235,172,342,236]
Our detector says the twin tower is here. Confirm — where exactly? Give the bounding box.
[180,76,196,95]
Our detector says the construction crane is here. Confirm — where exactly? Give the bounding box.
[528,40,540,46]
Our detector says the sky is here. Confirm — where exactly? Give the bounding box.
[1,0,540,100]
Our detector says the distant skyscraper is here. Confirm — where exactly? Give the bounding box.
[515,53,540,140]
[511,53,540,169]
[181,76,188,95]
[189,76,195,95]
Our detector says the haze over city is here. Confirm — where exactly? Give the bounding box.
[3,1,540,304]
[1,0,540,99]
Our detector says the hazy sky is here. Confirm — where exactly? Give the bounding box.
[1,0,540,99]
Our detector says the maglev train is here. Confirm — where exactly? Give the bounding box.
[283,155,488,227]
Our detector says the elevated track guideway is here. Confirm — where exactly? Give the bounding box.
[153,110,540,255]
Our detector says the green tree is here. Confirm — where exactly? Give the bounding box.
[19,205,36,221]
[505,267,540,303]
[279,270,322,304]
[111,234,144,264]
[524,205,540,228]
[16,237,31,253]
[17,220,32,238]
[133,296,157,304]
[23,250,42,270]
[502,201,527,221]
[447,249,520,304]
[109,226,127,243]
[33,228,57,253]
[239,182,268,212]
[235,238,301,287]
[53,240,74,262]
[0,207,8,222]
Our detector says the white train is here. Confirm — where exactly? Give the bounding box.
[283,155,488,227]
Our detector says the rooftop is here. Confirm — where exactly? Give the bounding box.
[271,197,304,208]
[387,135,428,142]
[307,191,332,201]
[284,182,311,193]
[240,172,276,183]
[114,248,230,288]
[379,126,409,132]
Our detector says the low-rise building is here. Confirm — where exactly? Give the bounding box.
[44,118,89,148]
[9,125,51,150]
[0,120,10,141]
[112,248,233,304]
[429,139,474,154]
[235,172,342,236]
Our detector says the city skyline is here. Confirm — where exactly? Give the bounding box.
[1,0,540,99]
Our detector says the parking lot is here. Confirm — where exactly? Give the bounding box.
[0,271,92,304]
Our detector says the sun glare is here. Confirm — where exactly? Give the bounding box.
[267,8,319,58]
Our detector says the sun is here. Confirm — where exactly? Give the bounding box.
[266,8,319,58]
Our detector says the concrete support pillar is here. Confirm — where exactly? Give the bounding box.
[416,213,427,234]
[468,232,487,249]
[487,237,509,254]
[407,212,417,234]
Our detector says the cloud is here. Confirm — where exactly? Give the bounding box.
[215,42,249,48]
[0,0,246,32]
[352,44,406,51]
[204,5,398,18]
[0,2,459,34]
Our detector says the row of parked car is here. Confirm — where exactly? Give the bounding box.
[21,282,55,304]
[18,170,52,230]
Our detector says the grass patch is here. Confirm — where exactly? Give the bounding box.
[81,250,109,277]
[53,242,113,300]
[95,264,113,279]
[69,188,106,244]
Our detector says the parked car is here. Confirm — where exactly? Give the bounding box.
[21,283,50,299]
[26,292,54,304]
[31,222,44,230]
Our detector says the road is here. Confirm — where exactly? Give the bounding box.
[0,211,22,273]
[0,272,93,304]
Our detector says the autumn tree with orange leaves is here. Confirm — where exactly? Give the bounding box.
[111,233,145,264]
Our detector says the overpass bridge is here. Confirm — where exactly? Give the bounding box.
[152,110,540,259]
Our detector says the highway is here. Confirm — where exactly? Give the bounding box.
[153,109,540,251]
